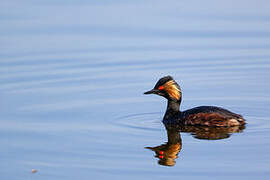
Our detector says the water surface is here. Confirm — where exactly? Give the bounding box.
[1,0,270,179]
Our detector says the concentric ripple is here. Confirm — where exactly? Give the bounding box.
[112,112,164,132]
[245,116,270,133]
[112,112,270,135]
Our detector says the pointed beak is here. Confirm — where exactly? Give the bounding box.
[144,89,158,95]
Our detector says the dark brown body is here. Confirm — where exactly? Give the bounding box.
[180,106,245,127]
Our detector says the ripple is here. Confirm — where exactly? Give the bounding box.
[245,116,270,133]
[112,112,164,132]
[112,112,270,135]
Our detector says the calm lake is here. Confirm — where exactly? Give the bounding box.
[1,1,270,179]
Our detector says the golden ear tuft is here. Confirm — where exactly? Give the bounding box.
[163,80,181,100]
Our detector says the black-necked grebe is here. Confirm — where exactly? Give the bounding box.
[144,76,246,127]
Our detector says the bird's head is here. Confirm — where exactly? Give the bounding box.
[144,76,181,102]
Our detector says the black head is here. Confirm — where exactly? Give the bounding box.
[144,76,181,101]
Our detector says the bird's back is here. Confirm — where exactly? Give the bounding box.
[180,106,245,127]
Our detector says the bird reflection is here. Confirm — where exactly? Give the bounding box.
[145,124,182,166]
[145,123,245,166]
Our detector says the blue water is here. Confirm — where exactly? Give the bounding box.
[1,0,270,179]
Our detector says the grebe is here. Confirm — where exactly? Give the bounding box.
[144,76,246,127]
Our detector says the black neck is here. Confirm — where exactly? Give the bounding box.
[163,99,181,120]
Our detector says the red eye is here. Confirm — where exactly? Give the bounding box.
[158,86,164,90]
